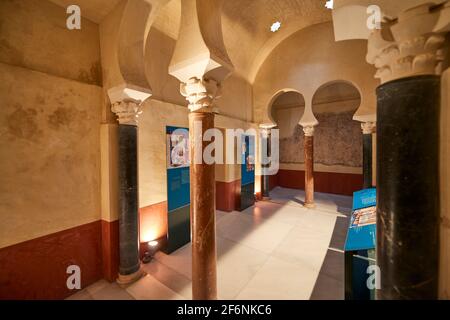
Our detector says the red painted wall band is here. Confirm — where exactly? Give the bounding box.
[275,169,363,196]
[0,221,103,300]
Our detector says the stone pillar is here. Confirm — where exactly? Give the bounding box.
[261,128,271,200]
[366,3,449,299]
[111,100,145,285]
[303,126,315,208]
[181,77,220,300]
[361,122,376,189]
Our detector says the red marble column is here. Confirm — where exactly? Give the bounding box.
[303,126,315,208]
[189,111,217,300]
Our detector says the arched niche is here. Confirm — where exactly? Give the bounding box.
[268,90,306,165]
[311,81,362,168]
[268,90,305,137]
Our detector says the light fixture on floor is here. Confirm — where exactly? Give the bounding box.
[142,240,159,264]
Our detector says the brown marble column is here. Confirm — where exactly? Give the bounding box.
[303,126,315,208]
[189,111,217,300]
[181,77,220,300]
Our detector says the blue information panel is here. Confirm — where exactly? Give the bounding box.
[240,135,255,211]
[167,167,190,212]
[345,188,377,300]
[165,126,190,253]
[345,188,377,251]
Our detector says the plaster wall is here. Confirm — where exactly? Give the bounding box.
[0,0,103,249]
[138,99,189,208]
[253,22,379,126]
[0,63,102,249]
[0,0,102,86]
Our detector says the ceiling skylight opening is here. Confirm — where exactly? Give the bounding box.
[270,21,281,33]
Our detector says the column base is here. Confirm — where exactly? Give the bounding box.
[117,267,146,287]
[304,203,316,209]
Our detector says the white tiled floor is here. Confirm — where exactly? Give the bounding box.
[68,187,351,300]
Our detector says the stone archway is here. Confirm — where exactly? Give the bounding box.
[311,81,362,168]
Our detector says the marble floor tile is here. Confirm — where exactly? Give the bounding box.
[66,187,351,301]
[272,224,333,270]
[216,236,269,299]
[242,201,309,226]
[154,243,192,280]
[236,256,319,300]
[310,272,344,300]
[65,288,94,300]
[141,259,192,299]
[216,212,295,254]
[317,249,345,282]
[86,280,134,300]
[295,210,337,233]
[329,217,350,250]
[216,210,228,222]
[126,275,184,300]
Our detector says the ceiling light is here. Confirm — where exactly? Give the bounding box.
[270,21,281,33]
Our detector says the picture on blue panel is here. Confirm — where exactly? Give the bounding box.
[166,126,190,213]
[166,127,189,169]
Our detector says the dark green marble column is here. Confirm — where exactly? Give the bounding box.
[117,124,141,283]
[261,129,271,200]
[376,75,440,300]
[111,99,145,285]
[362,122,375,189]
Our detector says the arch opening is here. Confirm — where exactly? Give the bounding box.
[311,81,362,169]
[268,90,306,166]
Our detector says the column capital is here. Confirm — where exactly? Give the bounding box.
[361,121,377,135]
[181,77,221,113]
[107,84,151,126]
[303,125,315,137]
[111,100,143,126]
[367,3,449,84]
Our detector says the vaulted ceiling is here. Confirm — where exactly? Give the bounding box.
[221,0,331,82]
[49,0,332,82]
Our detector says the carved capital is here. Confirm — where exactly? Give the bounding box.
[111,100,143,126]
[180,77,221,113]
[303,126,315,137]
[361,121,376,135]
[367,4,449,84]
